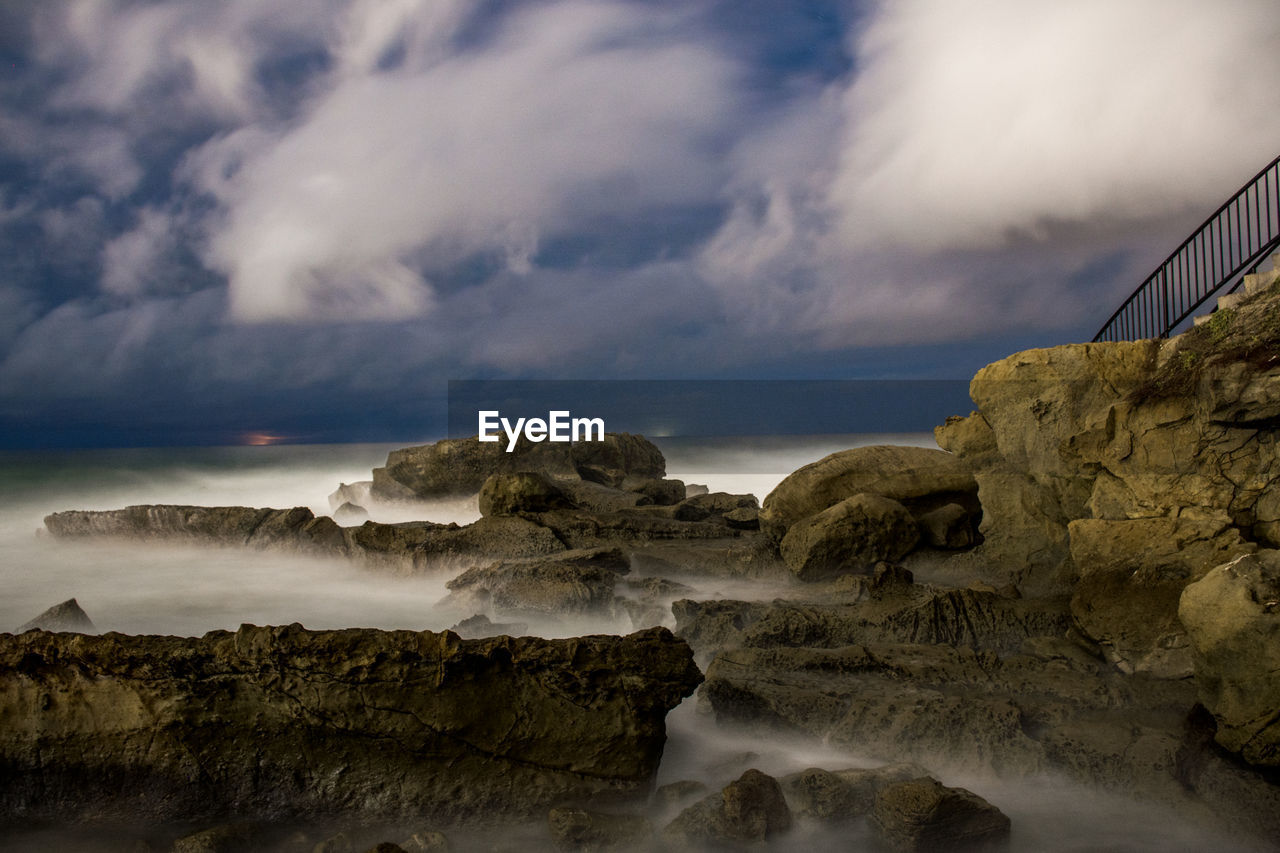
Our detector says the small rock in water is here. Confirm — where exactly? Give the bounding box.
[17,598,96,634]
[664,769,791,845]
[333,502,369,525]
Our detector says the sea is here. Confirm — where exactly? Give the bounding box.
[0,435,1257,852]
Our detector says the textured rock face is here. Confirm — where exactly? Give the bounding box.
[444,547,631,616]
[0,625,702,828]
[1180,550,1280,767]
[759,445,977,542]
[871,777,1010,852]
[663,769,792,846]
[372,433,666,500]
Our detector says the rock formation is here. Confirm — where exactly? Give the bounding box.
[0,625,701,828]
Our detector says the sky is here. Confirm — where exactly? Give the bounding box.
[1,0,1278,448]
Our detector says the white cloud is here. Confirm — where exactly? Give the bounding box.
[829,0,1280,251]
[186,0,739,322]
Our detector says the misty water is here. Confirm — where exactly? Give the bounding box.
[0,437,1258,851]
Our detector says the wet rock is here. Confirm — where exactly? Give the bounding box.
[760,445,977,542]
[663,769,791,846]
[0,625,702,827]
[778,493,920,581]
[372,434,665,500]
[17,598,97,634]
[447,614,529,639]
[546,807,650,851]
[444,547,630,617]
[1180,550,1280,766]
[871,777,1010,852]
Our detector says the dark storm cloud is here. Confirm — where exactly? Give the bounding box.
[1,0,1277,446]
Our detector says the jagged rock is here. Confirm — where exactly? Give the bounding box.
[333,502,369,525]
[760,445,977,542]
[555,479,652,513]
[778,494,920,581]
[444,547,631,616]
[546,807,651,852]
[1180,550,1280,766]
[629,478,686,506]
[448,614,529,639]
[683,484,710,498]
[663,769,791,845]
[478,471,572,516]
[0,625,701,827]
[44,505,335,552]
[1068,517,1255,677]
[671,492,759,524]
[371,434,665,500]
[328,481,373,512]
[17,598,96,634]
[916,503,976,549]
[871,777,1010,852]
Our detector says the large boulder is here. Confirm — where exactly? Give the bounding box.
[778,493,920,581]
[760,445,976,541]
[372,434,666,500]
[0,625,701,827]
[1179,550,1280,767]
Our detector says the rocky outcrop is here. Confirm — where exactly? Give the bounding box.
[759,445,978,542]
[547,807,650,852]
[1180,550,1280,767]
[0,625,701,828]
[16,598,96,634]
[372,433,666,500]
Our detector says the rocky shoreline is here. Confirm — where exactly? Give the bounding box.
[6,275,1280,850]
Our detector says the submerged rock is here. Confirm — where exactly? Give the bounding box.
[16,598,96,634]
[0,625,701,828]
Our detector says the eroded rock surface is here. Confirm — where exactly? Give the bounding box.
[0,625,701,828]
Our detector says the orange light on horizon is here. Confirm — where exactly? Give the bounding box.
[240,432,290,446]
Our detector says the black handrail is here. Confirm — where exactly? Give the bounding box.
[1094,154,1280,342]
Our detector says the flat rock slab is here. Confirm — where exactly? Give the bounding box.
[0,625,701,829]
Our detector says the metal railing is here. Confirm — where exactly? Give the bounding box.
[1094,154,1280,342]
